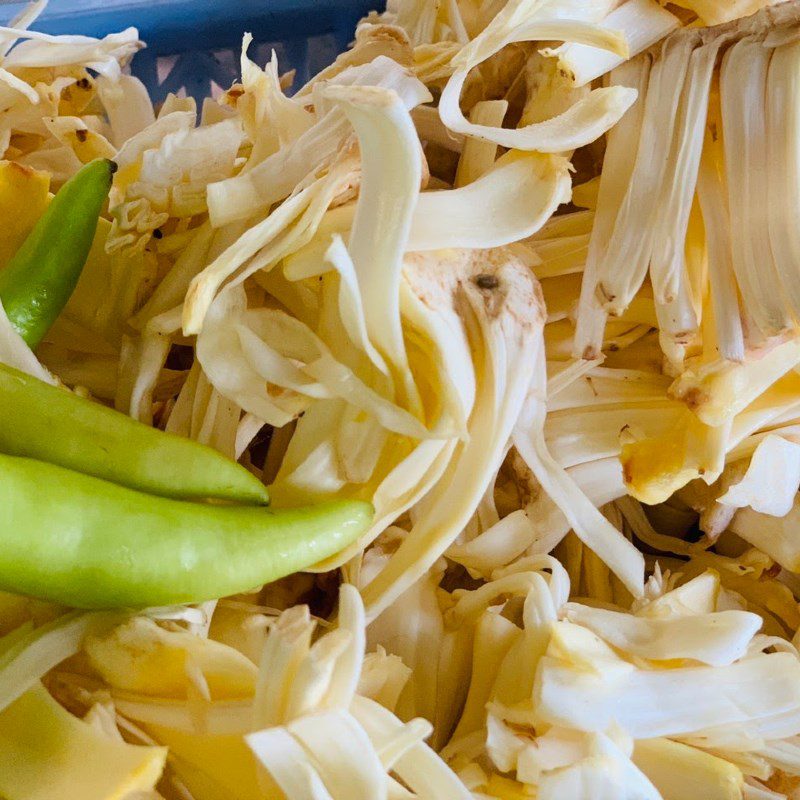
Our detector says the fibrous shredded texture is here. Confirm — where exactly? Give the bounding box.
[3,0,800,798]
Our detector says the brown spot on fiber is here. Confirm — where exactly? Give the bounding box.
[682,387,710,411]
[582,345,599,360]
[622,458,634,486]
[764,563,781,579]
[596,282,615,304]
[475,274,499,290]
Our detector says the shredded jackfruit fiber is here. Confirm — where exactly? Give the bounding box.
[3,0,800,798]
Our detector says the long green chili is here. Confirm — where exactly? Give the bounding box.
[0,453,372,608]
[0,362,269,504]
[0,158,113,347]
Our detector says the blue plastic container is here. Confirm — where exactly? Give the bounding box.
[2,0,384,102]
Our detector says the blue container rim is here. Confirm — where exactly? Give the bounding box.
[1,1,381,56]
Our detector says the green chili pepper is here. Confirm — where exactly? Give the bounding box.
[0,158,114,347]
[0,362,269,504]
[0,453,371,608]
